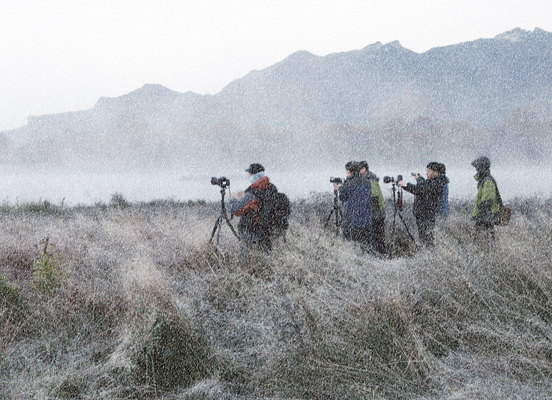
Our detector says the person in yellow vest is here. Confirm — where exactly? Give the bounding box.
[471,156,500,242]
[359,161,386,255]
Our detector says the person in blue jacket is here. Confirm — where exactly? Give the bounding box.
[359,160,386,255]
[333,161,373,252]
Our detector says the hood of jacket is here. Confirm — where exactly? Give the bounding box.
[366,171,379,181]
[431,174,448,185]
[471,156,491,175]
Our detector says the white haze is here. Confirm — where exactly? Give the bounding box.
[1,165,549,206]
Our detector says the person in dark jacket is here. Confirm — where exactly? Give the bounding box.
[359,161,386,255]
[229,163,273,252]
[397,162,447,247]
[471,156,500,241]
[436,163,450,218]
[334,161,373,252]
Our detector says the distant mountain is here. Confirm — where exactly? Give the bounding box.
[3,85,211,144]
[3,27,552,144]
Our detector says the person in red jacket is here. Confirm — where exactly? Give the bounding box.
[229,163,274,252]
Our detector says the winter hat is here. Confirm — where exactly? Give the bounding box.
[245,163,265,174]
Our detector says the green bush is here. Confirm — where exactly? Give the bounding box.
[135,312,211,389]
[0,274,24,309]
[32,246,67,296]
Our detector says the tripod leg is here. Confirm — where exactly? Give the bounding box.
[215,217,223,249]
[397,211,416,242]
[386,184,399,259]
[386,208,397,259]
[323,208,336,229]
[209,188,242,258]
[223,213,241,240]
[323,190,341,236]
[317,208,336,242]
[209,216,222,243]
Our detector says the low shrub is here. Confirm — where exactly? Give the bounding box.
[0,274,25,310]
[32,246,68,296]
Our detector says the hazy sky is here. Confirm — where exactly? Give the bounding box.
[1,0,551,132]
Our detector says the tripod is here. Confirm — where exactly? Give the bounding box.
[209,187,240,254]
[386,182,415,258]
[322,189,343,236]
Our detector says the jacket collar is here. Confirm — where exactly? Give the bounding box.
[249,175,271,190]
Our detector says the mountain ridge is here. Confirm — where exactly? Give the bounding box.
[3,27,551,144]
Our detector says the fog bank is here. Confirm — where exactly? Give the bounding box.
[1,164,548,206]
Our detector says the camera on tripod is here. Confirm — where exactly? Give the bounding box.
[330,177,343,184]
[211,177,230,188]
[383,175,403,184]
[209,176,239,253]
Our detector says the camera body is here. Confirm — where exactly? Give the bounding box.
[383,175,403,184]
[211,176,230,188]
[330,177,343,184]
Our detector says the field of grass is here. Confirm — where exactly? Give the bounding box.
[1,194,552,399]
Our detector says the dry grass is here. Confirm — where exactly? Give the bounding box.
[1,197,551,399]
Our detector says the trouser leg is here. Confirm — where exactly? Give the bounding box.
[372,218,386,254]
[342,227,351,241]
[416,215,436,247]
[350,227,374,254]
[475,222,495,244]
[254,237,272,253]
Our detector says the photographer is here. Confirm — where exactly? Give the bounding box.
[359,161,386,255]
[229,163,273,252]
[334,161,373,252]
[471,156,499,242]
[397,162,447,247]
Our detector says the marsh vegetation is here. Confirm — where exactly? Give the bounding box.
[1,195,552,399]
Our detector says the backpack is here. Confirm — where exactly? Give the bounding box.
[494,182,511,226]
[248,185,291,238]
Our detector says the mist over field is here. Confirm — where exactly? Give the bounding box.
[0,162,550,207]
[1,111,551,205]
